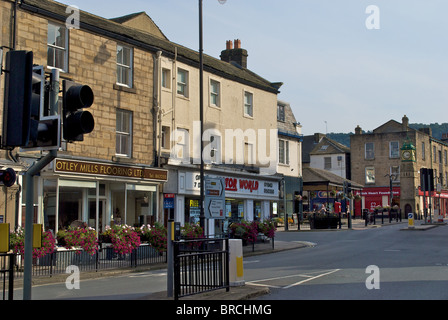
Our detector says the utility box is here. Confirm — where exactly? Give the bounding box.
[228,239,245,286]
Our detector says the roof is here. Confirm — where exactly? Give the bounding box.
[20,0,281,94]
[309,136,350,156]
[302,167,363,190]
[109,11,168,40]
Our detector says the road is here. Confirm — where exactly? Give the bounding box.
[10,222,448,300]
[249,223,448,300]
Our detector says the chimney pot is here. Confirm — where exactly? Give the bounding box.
[226,40,233,50]
[234,39,241,49]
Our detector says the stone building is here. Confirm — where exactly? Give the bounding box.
[0,0,283,235]
[350,115,448,219]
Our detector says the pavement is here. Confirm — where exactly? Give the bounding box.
[20,217,444,300]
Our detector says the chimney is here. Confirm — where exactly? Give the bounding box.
[355,125,362,135]
[220,39,248,68]
[442,133,448,142]
[402,115,409,131]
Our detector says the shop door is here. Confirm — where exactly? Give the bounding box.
[89,199,106,232]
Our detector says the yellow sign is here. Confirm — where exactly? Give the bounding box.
[0,224,10,253]
[33,224,43,248]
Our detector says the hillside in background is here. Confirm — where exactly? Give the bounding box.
[327,123,448,148]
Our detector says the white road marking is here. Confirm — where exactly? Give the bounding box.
[246,269,340,289]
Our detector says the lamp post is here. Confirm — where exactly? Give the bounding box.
[385,173,397,223]
[198,0,226,233]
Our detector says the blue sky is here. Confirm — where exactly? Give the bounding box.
[67,0,448,135]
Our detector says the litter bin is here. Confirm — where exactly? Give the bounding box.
[228,239,245,286]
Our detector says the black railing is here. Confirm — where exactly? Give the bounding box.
[173,238,229,300]
[7,243,166,279]
[1,253,15,300]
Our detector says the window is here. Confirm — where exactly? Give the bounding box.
[177,68,189,97]
[324,157,332,170]
[116,45,133,87]
[162,68,171,89]
[116,109,132,157]
[161,126,170,149]
[389,141,399,158]
[445,150,447,165]
[365,167,375,184]
[433,146,437,163]
[47,23,68,71]
[422,142,425,160]
[244,91,253,117]
[365,142,374,159]
[210,79,220,107]
[277,104,285,121]
[390,166,400,183]
[279,139,289,165]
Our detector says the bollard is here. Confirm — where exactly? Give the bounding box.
[229,239,245,286]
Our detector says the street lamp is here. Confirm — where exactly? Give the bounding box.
[385,173,398,223]
[199,0,227,234]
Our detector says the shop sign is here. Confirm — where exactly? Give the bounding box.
[181,172,278,198]
[54,158,167,181]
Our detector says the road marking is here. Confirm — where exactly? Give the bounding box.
[246,269,340,289]
[283,269,340,289]
[294,241,317,247]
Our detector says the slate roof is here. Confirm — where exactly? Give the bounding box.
[309,136,350,156]
[20,0,281,94]
[302,167,363,190]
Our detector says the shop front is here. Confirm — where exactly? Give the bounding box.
[417,187,448,219]
[360,186,400,212]
[164,169,280,237]
[32,158,167,234]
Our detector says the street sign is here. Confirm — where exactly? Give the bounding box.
[205,176,225,219]
[164,193,175,209]
[408,212,414,229]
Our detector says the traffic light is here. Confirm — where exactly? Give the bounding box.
[62,80,94,142]
[0,168,16,187]
[2,50,37,147]
[1,50,59,150]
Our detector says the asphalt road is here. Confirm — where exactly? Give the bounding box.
[250,223,448,300]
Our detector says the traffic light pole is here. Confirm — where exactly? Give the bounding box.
[23,149,57,300]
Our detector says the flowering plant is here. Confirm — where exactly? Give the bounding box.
[137,224,152,242]
[101,225,141,255]
[146,222,167,253]
[10,227,56,259]
[229,220,259,243]
[58,227,98,255]
[258,219,276,239]
[181,223,204,240]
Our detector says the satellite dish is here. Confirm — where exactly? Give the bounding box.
[218,0,227,4]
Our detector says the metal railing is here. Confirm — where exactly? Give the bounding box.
[1,253,15,300]
[173,238,229,300]
[3,243,166,279]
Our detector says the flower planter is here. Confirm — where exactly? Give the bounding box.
[309,215,339,229]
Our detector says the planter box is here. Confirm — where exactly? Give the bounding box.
[310,217,339,229]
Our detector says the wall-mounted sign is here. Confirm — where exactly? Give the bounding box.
[54,158,168,181]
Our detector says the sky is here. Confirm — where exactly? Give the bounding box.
[66,0,448,136]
